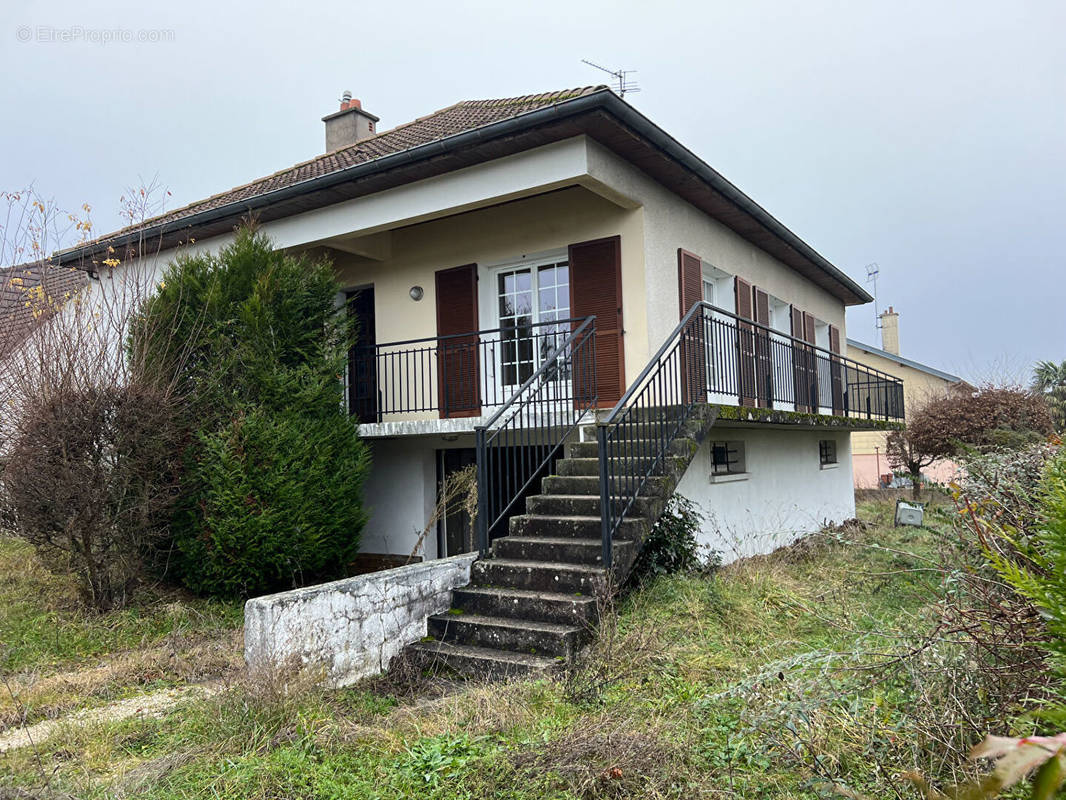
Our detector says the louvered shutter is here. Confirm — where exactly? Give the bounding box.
[828,324,844,414]
[735,277,756,406]
[752,287,771,408]
[570,236,625,406]
[677,249,703,318]
[791,305,810,412]
[802,312,818,410]
[678,249,706,404]
[435,264,480,418]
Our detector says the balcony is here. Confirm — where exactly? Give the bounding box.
[348,305,904,431]
[348,317,594,428]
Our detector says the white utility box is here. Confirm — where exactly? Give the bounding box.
[894,499,925,527]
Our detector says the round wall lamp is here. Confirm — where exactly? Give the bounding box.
[409,285,424,301]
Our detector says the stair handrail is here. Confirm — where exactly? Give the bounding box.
[475,316,598,554]
[597,300,905,569]
[596,301,709,568]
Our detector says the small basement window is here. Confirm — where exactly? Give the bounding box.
[819,439,838,467]
[711,440,745,475]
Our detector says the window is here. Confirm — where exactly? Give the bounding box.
[496,259,570,386]
[711,440,745,475]
[819,439,837,466]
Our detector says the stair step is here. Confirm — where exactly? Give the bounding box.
[427,613,584,659]
[565,437,696,460]
[492,535,635,566]
[405,640,560,679]
[509,514,648,540]
[555,458,600,476]
[525,493,658,519]
[541,474,669,498]
[452,586,599,626]
[472,558,606,594]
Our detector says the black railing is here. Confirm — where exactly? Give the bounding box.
[351,318,587,421]
[697,305,904,418]
[596,302,904,568]
[475,316,597,553]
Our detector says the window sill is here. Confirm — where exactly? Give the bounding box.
[709,472,749,484]
[820,463,839,471]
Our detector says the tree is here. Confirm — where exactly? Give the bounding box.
[136,227,372,598]
[885,426,938,500]
[907,385,1054,462]
[0,187,186,610]
[1033,360,1066,433]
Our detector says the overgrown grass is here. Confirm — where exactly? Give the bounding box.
[0,497,1038,799]
[0,536,244,727]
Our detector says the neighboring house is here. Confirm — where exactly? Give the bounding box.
[0,263,88,448]
[848,307,967,488]
[51,86,903,655]
[0,263,87,362]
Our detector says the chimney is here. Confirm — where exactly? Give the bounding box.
[879,306,900,355]
[322,90,380,151]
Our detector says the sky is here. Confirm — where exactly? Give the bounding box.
[2,0,1063,382]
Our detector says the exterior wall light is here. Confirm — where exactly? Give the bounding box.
[409,285,424,301]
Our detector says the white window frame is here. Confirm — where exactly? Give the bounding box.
[479,249,571,400]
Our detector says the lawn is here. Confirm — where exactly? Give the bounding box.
[0,536,244,730]
[0,496,1031,799]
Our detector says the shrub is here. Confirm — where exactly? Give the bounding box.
[137,228,371,598]
[0,381,181,610]
[172,407,368,597]
[982,450,1066,713]
[908,385,1053,459]
[631,494,705,582]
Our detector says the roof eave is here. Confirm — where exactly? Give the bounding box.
[53,89,872,305]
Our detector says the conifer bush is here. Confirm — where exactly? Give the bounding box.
[137,228,370,598]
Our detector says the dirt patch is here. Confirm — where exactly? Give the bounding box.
[0,682,223,753]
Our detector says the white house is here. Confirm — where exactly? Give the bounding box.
[53,87,903,674]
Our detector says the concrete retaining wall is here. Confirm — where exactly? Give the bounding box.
[244,552,478,686]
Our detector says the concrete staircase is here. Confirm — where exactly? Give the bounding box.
[405,408,715,679]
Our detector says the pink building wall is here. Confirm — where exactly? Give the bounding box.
[852,453,959,489]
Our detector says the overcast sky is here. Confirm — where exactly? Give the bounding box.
[2,0,1063,382]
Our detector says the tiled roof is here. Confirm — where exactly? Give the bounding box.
[0,263,88,362]
[93,87,607,243]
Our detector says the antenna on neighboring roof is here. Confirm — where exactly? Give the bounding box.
[581,59,640,97]
[865,263,882,331]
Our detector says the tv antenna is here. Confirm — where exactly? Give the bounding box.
[865,263,882,330]
[581,59,640,97]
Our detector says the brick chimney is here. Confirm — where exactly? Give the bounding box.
[322,90,379,152]
[879,306,900,355]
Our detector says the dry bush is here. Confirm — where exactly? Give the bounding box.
[562,581,663,707]
[908,384,1054,458]
[507,711,699,800]
[0,186,194,610]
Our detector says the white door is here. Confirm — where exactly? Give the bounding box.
[494,259,571,399]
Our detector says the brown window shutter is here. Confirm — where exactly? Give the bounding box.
[802,312,818,410]
[828,323,844,414]
[677,249,702,319]
[791,305,810,412]
[570,236,625,406]
[677,249,706,403]
[735,277,756,406]
[752,287,771,407]
[435,264,480,418]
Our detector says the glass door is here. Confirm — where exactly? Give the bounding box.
[495,259,570,399]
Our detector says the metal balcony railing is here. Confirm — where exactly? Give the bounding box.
[349,317,588,422]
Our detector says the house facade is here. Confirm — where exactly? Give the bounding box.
[848,308,966,488]
[53,87,903,569]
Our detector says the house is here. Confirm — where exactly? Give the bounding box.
[847,307,966,488]
[0,263,88,449]
[52,87,903,674]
